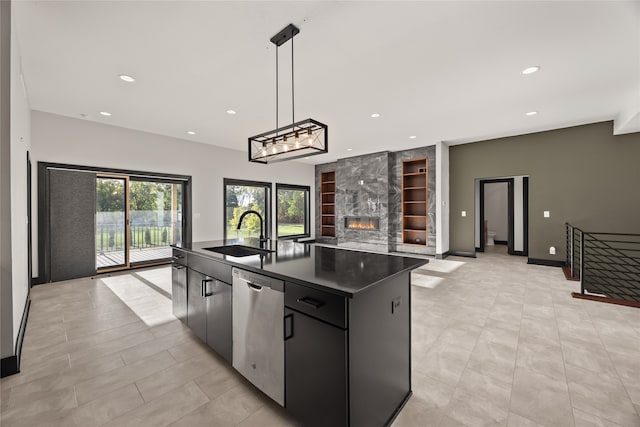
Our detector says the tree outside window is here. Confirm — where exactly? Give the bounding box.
[276,184,309,239]
[224,179,271,240]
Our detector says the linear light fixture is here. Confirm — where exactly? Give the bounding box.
[248,24,328,164]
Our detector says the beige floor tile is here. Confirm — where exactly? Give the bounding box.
[566,364,640,427]
[7,352,125,407]
[103,381,209,427]
[135,356,216,402]
[235,400,297,427]
[414,342,472,388]
[573,408,626,427]
[516,335,566,381]
[75,350,175,405]
[509,366,574,427]
[168,383,264,427]
[560,338,618,378]
[391,397,444,427]
[506,412,543,426]
[411,370,456,410]
[0,385,77,424]
[467,338,517,385]
[193,364,245,401]
[119,328,192,364]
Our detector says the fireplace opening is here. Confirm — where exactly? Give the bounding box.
[344,216,380,231]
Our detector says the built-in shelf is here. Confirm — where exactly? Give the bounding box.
[402,158,428,245]
[320,170,336,237]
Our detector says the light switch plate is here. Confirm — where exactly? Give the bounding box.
[543,211,550,218]
[549,246,556,255]
[461,211,467,217]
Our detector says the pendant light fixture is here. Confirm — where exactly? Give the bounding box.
[248,24,328,164]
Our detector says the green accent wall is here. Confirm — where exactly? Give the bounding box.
[449,121,640,261]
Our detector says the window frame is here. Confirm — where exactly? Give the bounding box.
[275,183,310,240]
[223,178,272,240]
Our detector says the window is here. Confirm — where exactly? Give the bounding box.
[276,183,310,239]
[224,179,271,240]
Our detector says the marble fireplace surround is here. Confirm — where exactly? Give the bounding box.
[315,146,436,255]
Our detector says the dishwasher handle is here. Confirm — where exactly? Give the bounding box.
[247,282,263,292]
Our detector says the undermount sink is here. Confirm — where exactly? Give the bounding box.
[203,245,273,257]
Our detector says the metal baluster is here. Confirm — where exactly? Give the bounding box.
[579,231,585,294]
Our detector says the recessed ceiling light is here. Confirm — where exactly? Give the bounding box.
[370,113,380,118]
[409,135,417,139]
[99,111,112,116]
[187,131,196,135]
[304,157,310,160]
[522,66,540,75]
[525,111,538,116]
[347,148,353,151]
[119,74,135,83]
[226,110,237,115]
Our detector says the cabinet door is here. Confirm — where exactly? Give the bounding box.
[171,264,187,323]
[285,308,348,427]
[187,269,207,342]
[206,280,232,364]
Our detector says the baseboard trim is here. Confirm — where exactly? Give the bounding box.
[435,251,451,260]
[494,240,508,245]
[512,251,527,257]
[2,295,31,378]
[1,356,18,377]
[527,258,565,267]
[31,276,46,286]
[450,251,476,258]
[572,292,640,308]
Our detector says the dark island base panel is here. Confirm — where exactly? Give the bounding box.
[172,242,426,427]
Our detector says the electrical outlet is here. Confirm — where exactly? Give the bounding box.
[461,211,466,217]
[391,297,402,314]
[549,246,556,255]
[544,211,550,218]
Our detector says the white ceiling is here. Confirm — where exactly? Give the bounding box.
[13,1,640,164]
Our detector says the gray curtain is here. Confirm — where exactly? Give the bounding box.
[49,169,96,282]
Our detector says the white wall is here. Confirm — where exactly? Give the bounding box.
[1,3,32,360]
[31,111,315,257]
[484,182,508,241]
[435,141,449,256]
[10,11,31,345]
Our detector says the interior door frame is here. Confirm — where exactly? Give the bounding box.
[96,174,131,273]
[478,178,514,254]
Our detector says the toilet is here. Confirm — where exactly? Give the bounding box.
[487,231,496,246]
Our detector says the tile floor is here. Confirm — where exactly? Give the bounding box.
[1,247,639,426]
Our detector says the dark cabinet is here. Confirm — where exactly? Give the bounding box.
[185,254,233,364]
[206,279,232,363]
[187,269,208,342]
[285,307,347,427]
[172,249,188,324]
[171,264,187,323]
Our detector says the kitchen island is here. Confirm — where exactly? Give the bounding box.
[172,238,427,427]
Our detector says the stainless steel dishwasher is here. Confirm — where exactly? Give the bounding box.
[232,267,285,406]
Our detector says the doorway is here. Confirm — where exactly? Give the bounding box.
[477,176,528,256]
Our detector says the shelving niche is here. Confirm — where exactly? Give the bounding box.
[320,170,336,237]
[402,158,428,245]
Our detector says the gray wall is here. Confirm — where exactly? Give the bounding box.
[450,121,640,261]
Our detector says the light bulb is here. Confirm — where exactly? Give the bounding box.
[307,129,313,145]
[272,145,277,154]
[283,144,289,152]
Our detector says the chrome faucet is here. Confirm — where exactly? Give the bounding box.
[237,210,266,245]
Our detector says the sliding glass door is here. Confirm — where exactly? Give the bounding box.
[129,180,183,264]
[96,175,129,270]
[96,176,184,272]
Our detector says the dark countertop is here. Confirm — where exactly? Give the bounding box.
[173,239,428,297]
